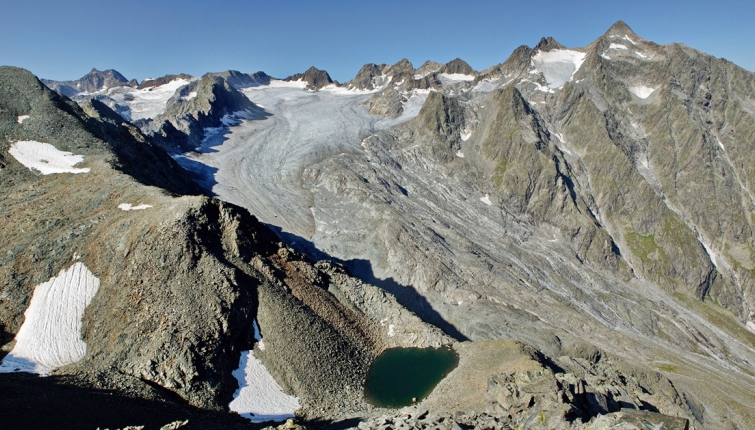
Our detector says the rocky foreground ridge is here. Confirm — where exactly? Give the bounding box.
[2,20,755,429]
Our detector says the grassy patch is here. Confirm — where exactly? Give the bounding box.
[673,291,755,349]
[655,363,680,373]
[491,158,510,188]
[625,230,666,264]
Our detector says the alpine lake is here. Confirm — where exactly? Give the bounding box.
[364,346,458,408]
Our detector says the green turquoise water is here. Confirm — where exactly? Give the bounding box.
[364,346,458,408]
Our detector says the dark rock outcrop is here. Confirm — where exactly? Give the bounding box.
[285,66,333,90]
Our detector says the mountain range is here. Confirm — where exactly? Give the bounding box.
[2,20,755,429]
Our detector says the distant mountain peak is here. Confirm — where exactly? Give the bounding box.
[441,58,476,75]
[41,68,135,97]
[602,20,641,42]
[285,66,333,90]
[534,37,566,52]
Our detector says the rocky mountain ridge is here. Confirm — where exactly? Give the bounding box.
[42,68,137,97]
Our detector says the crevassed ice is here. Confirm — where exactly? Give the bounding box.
[0,262,100,375]
[531,49,587,89]
[8,141,90,175]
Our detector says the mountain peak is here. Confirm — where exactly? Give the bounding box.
[603,20,639,39]
[534,37,566,52]
[285,66,333,90]
[441,58,475,75]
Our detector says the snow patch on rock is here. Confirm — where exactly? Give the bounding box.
[0,263,100,375]
[520,80,554,94]
[609,43,629,50]
[629,86,657,99]
[267,79,308,89]
[438,73,475,84]
[8,141,90,175]
[252,319,265,351]
[229,350,300,423]
[531,49,587,89]
[456,150,465,158]
[480,194,492,205]
[17,115,30,124]
[118,203,152,211]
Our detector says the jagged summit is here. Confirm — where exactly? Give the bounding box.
[346,63,386,90]
[285,66,333,90]
[389,58,415,75]
[534,36,567,52]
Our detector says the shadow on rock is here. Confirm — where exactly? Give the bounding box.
[0,326,10,362]
[264,224,469,342]
[172,155,220,194]
[0,372,260,430]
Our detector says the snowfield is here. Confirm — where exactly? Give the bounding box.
[8,140,90,175]
[531,49,587,89]
[629,85,657,99]
[104,78,192,121]
[229,350,300,423]
[0,262,100,375]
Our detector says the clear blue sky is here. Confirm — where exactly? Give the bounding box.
[2,0,753,82]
